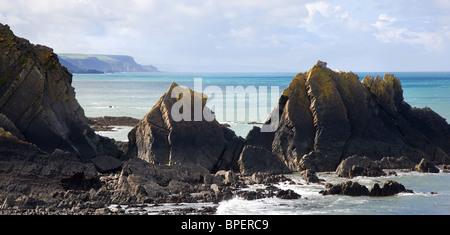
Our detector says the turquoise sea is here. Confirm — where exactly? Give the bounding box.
[72,71,450,215]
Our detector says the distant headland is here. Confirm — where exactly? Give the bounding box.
[58,53,159,74]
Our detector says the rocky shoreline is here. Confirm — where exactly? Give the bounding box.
[1,23,450,215]
[88,116,140,132]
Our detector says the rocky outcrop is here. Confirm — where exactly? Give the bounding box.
[127,82,245,173]
[238,145,291,175]
[0,24,126,214]
[414,158,440,173]
[247,61,450,172]
[335,155,417,178]
[116,158,214,202]
[300,169,322,183]
[0,134,99,204]
[321,180,412,197]
[0,23,119,159]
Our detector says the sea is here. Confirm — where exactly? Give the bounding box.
[72,71,450,215]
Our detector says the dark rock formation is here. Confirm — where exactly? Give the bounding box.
[372,180,414,196]
[336,155,377,177]
[336,155,385,178]
[127,82,245,173]
[116,158,213,201]
[0,24,125,214]
[322,181,370,196]
[300,169,322,183]
[414,158,440,173]
[321,180,412,197]
[0,134,99,204]
[91,155,122,173]
[376,156,416,169]
[238,145,291,175]
[276,189,301,200]
[0,23,119,159]
[250,172,292,185]
[247,61,450,172]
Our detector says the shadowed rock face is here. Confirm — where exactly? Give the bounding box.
[127,82,245,173]
[0,23,119,159]
[248,61,450,172]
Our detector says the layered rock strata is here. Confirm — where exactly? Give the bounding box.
[0,23,119,159]
[247,61,450,172]
[127,82,245,173]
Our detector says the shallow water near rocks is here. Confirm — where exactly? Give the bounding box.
[72,72,450,215]
[216,170,450,215]
[112,170,450,215]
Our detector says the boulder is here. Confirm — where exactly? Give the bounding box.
[348,165,386,178]
[378,180,413,196]
[336,155,386,178]
[414,158,440,173]
[300,169,321,183]
[250,172,291,185]
[321,181,370,196]
[127,82,244,172]
[276,190,301,200]
[238,145,291,175]
[336,155,376,177]
[0,23,119,159]
[322,180,412,197]
[247,61,450,172]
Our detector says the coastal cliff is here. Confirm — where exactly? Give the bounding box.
[247,61,450,172]
[0,23,119,159]
[58,54,158,74]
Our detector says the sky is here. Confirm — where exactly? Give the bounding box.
[1,0,450,72]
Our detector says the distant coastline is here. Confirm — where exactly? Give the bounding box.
[58,53,159,74]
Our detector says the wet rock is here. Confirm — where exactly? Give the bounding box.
[321,181,370,196]
[415,158,440,173]
[369,183,383,197]
[250,172,291,185]
[276,190,301,199]
[300,169,321,183]
[239,191,266,201]
[336,155,376,178]
[378,180,413,196]
[322,180,412,197]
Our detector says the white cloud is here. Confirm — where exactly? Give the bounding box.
[1,0,450,71]
[372,13,450,51]
[298,1,370,36]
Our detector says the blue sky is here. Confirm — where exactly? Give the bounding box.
[1,0,450,72]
